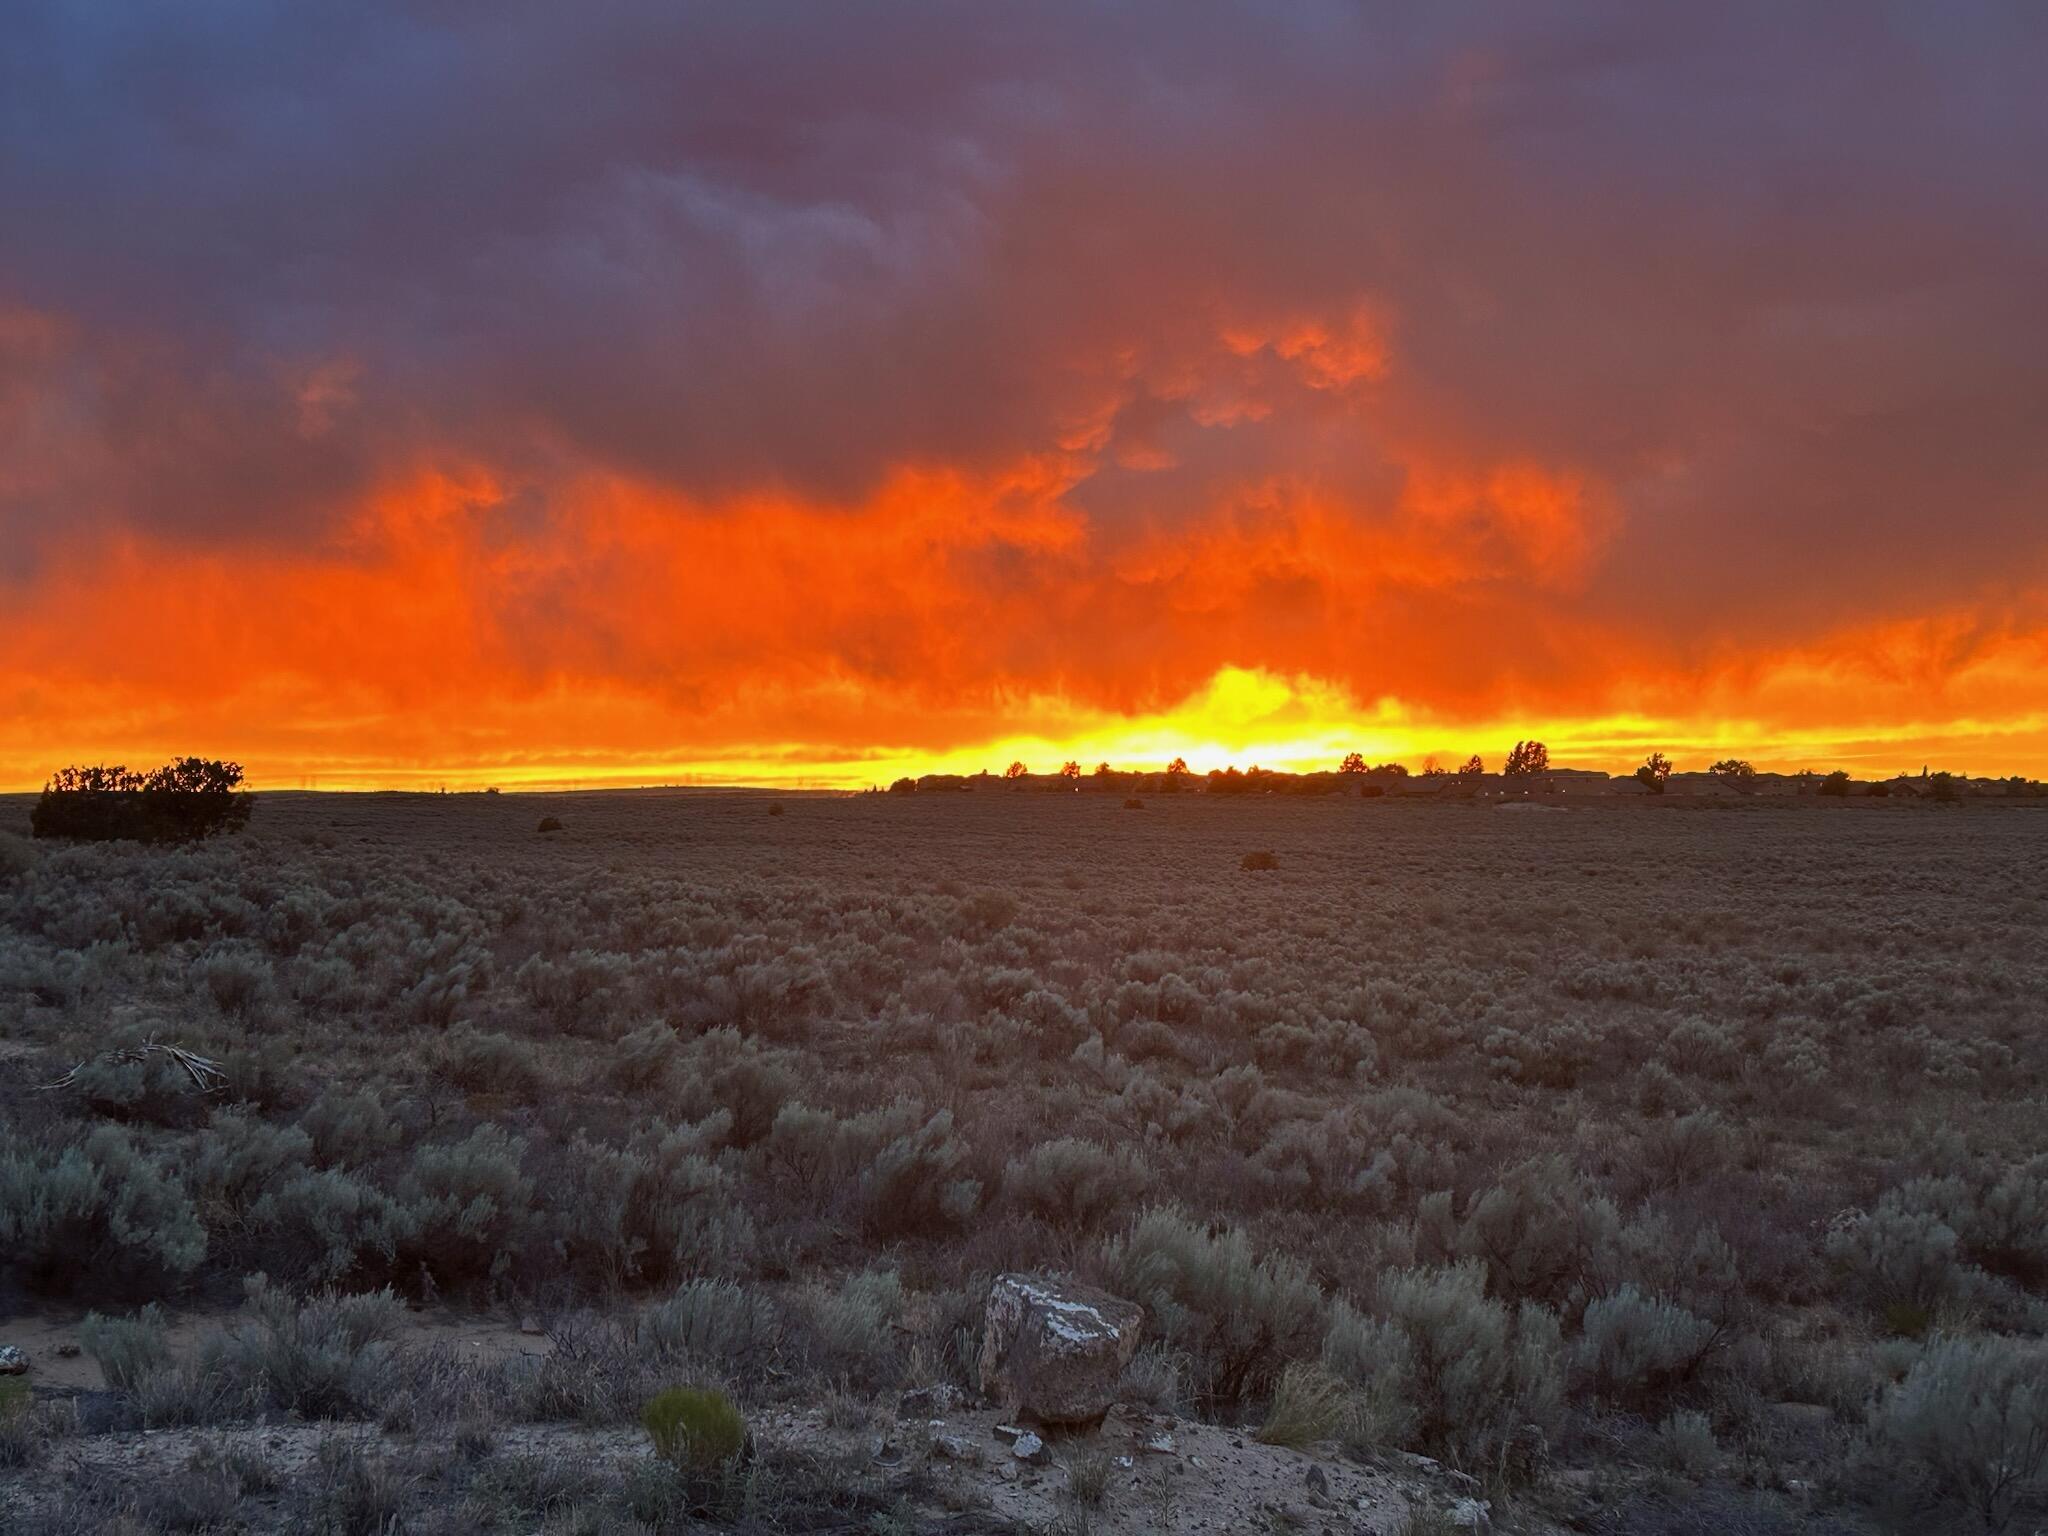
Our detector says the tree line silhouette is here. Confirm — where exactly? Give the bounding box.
[30,758,252,843]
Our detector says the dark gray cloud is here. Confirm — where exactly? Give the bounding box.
[3,0,2045,648]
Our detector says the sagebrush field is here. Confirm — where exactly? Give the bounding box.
[2,790,2045,1533]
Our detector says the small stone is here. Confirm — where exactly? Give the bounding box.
[1306,1464,1329,1498]
[901,1383,963,1416]
[931,1430,979,1462]
[993,1422,1024,1443]
[1115,1455,1135,1470]
[0,1346,27,1375]
[56,1343,81,1359]
[1012,1431,1050,1465]
[1141,1431,1178,1455]
[518,1316,543,1336]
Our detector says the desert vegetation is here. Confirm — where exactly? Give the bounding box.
[1,788,2045,1531]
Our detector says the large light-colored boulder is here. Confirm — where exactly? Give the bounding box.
[979,1273,1143,1425]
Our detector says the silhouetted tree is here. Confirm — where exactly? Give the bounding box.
[1372,762,1410,777]
[1421,756,1447,777]
[1093,761,1113,778]
[1005,761,1029,780]
[1636,752,1673,793]
[32,758,252,844]
[1059,760,1081,780]
[1503,741,1549,776]
[1166,756,1189,776]
[1459,754,1485,777]
[1710,758,1756,781]
[1818,770,1852,798]
[1339,752,1367,774]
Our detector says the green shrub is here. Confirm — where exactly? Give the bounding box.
[1256,1360,1352,1448]
[0,1376,32,1421]
[0,1375,39,1470]
[641,1386,747,1472]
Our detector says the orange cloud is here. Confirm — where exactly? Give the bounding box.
[3,445,2044,789]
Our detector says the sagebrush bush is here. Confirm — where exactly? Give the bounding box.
[401,1124,535,1284]
[857,1108,981,1239]
[79,1303,173,1393]
[1325,1262,1562,1476]
[640,1280,783,1373]
[1824,1193,1967,1322]
[804,1268,904,1384]
[247,1167,412,1284]
[1104,1208,1323,1404]
[1003,1136,1149,1230]
[211,1278,405,1419]
[0,1126,207,1288]
[1869,1333,2048,1529]
[1656,1409,1718,1479]
[1575,1285,1721,1404]
[1416,1156,1620,1309]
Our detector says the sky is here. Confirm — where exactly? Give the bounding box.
[4,3,2047,789]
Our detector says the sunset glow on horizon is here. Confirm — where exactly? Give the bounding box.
[5,7,2047,791]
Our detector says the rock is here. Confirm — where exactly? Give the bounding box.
[992,1422,1025,1443]
[518,1316,543,1336]
[979,1272,1144,1426]
[1141,1431,1178,1455]
[0,1346,27,1375]
[930,1429,979,1462]
[1447,1497,1491,1532]
[1012,1431,1050,1465]
[1306,1464,1330,1498]
[55,1343,80,1359]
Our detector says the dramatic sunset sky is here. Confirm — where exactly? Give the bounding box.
[4,5,2046,788]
